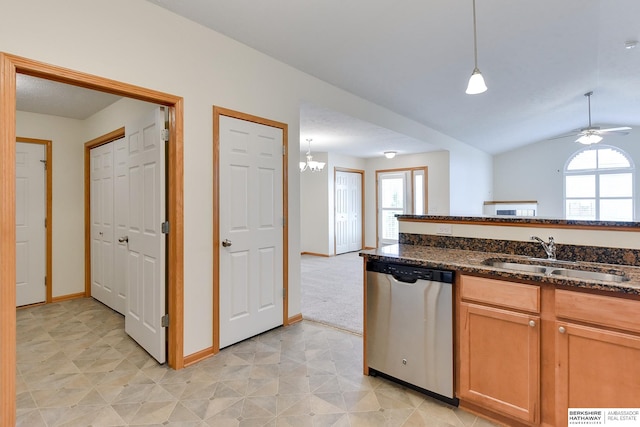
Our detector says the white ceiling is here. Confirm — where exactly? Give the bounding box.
[144,0,640,156]
[15,1,640,158]
[16,74,121,120]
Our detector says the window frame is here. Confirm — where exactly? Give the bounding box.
[563,145,635,221]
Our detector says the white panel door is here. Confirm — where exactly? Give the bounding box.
[90,143,115,308]
[335,171,362,254]
[124,107,167,363]
[113,137,128,314]
[219,115,283,349]
[15,142,46,306]
[335,171,349,254]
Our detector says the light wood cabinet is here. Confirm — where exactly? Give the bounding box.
[555,289,640,426]
[458,275,540,424]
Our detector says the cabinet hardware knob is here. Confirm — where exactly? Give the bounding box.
[529,320,536,327]
[559,326,566,334]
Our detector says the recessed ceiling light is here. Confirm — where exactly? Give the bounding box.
[624,40,637,50]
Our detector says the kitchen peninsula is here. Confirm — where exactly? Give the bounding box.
[361,215,640,427]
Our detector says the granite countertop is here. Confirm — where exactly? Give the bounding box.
[360,244,640,296]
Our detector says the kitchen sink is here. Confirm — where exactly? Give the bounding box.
[548,268,628,282]
[483,259,629,283]
[488,261,548,274]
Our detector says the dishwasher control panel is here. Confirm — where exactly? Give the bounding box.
[366,261,453,284]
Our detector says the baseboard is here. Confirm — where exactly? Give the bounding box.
[183,346,216,367]
[16,302,46,310]
[363,246,376,250]
[288,313,303,325]
[51,292,86,303]
[300,252,330,257]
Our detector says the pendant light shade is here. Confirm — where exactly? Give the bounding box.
[466,0,487,95]
[466,67,487,95]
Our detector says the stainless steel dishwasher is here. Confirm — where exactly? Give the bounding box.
[366,260,457,405]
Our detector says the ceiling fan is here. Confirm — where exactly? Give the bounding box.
[552,91,631,145]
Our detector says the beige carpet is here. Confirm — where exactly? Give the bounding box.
[300,251,364,334]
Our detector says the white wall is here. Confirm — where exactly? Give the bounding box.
[449,145,493,216]
[493,129,640,218]
[3,0,489,356]
[82,98,159,141]
[300,151,330,254]
[16,112,85,298]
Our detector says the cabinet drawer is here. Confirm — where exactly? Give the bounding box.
[460,275,540,313]
[556,289,640,334]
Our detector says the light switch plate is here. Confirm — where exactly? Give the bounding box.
[436,224,452,235]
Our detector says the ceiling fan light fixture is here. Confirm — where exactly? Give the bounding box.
[576,133,603,145]
[384,151,397,159]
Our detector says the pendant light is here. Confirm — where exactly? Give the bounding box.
[465,0,487,95]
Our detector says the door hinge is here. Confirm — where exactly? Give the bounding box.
[161,128,169,142]
[282,145,286,156]
[161,314,169,327]
[162,221,169,234]
[40,159,47,170]
[283,288,287,299]
[44,276,47,287]
[282,217,286,227]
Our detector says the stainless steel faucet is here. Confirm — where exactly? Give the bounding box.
[531,236,556,260]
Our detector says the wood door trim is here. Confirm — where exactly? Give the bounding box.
[16,137,52,304]
[1,52,185,424]
[212,106,289,354]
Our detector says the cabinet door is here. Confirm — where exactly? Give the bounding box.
[459,302,540,424]
[556,322,640,426]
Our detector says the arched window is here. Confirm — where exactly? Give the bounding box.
[564,145,634,220]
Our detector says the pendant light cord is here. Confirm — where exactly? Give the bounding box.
[472,0,479,68]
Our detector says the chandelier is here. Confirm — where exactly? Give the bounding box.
[299,138,325,172]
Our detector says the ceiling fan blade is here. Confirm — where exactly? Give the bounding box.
[599,126,632,133]
[547,133,576,141]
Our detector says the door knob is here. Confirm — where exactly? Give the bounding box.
[118,236,129,243]
[222,239,232,247]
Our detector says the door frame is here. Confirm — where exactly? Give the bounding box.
[334,167,365,254]
[0,52,185,424]
[83,127,125,298]
[16,137,52,305]
[212,106,289,354]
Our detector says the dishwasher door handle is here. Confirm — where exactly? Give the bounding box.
[391,274,418,284]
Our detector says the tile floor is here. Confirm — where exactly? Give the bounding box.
[16,298,499,426]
